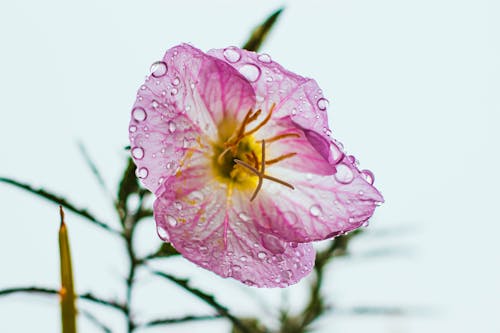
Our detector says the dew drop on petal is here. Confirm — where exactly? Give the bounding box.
[171,88,178,95]
[334,163,354,184]
[129,125,137,133]
[317,98,329,111]
[244,280,255,286]
[257,53,272,63]
[239,64,261,82]
[150,61,168,78]
[240,256,247,262]
[309,205,321,217]
[165,214,178,227]
[132,107,147,122]
[190,190,204,203]
[257,251,266,259]
[361,169,375,185]
[232,264,241,271]
[168,121,176,133]
[223,47,241,63]
[238,212,251,222]
[136,167,149,179]
[174,201,182,210]
[132,147,144,159]
[172,77,180,86]
[282,270,293,280]
[329,143,343,164]
[156,225,170,241]
[261,234,285,254]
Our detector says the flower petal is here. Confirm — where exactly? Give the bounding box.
[249,155,384,242]
[208,48,337,167]
[154,154,315,287]
[130,44,256,194]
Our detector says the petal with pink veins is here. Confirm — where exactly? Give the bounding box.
[129,44,256,194]
[154,151,315,287]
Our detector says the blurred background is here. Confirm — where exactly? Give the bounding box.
[0,0,498,332]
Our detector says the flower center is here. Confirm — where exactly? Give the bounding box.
[211,104,297,201]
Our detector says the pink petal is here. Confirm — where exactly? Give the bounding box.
[129,44,256,194]
[250,155,384,242]
[208,48,337,166]
[154,158,315,287]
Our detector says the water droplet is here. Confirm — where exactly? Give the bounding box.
[283,211,298,225]
[232,264,241,271]
[129,125,137,133]
[306,173,313,181]
[132,107,147,122]
[136,167,149,179]
[158,177,164,184]
[257,251,266,259]
[239,64,261,82]
[329,143,343,164]
[132,147,144,159]
[334,163,354,184]
[281,270,293,280]
[171,88,178,95]
[227,251,233,256]
[156,225,170,241]
[257,53,272,63]
[150,61,168,78]
[240,256,247,262]
[190,191,204,203]
[151,100,159,109]
[172,77,180,86]
[361,169,375,185]
[266,76,273,82]
[168,121,176,133]
[174,201,182,210]
[223,47,241,63]
[317,98,329,111]
[165,214,177,227]
[309,205,321,217]
[261,234,285,254]
[238,212,251,222]
[291,109,297,116]
[243,280,255,286]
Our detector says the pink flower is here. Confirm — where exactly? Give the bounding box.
[129,44,383,287]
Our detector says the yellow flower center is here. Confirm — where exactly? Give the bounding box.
[210,104,298,201]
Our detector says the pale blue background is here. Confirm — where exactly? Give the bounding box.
[0,0,498,332]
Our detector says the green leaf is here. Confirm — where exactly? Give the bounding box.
[117,157,139,221]
[242,8,284,52]
[0,177,119,235]
[59,207,77,333]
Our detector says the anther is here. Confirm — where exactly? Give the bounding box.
[243,103,276,137]
[258,132,300,144]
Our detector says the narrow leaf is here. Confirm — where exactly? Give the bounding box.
[151,270,251,333]
[117,157,139,221]
[242,8,284,52]
[0,177,119,235]
[77,142,113,199]
[59,207,77,333]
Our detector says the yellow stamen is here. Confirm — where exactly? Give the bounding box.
[259,132,300,144]
[266,152,297,166]
[243,103,275,137]
[234,140,294,201]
